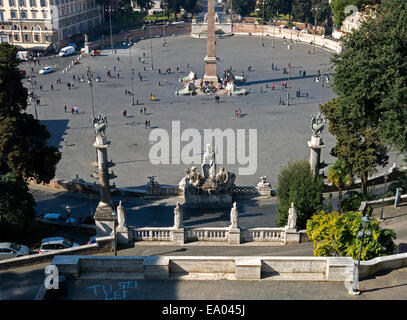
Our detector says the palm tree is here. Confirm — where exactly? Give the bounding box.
[328,159,352,213]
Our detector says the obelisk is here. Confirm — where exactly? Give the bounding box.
[203,0,218,84]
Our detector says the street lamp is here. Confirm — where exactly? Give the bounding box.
[349,215,371,295]
[112,209,117,256]
[315,73,329,106]
[87,65,96,118]
[286,43,292,106]
[123,40,135,106]
[379,172,389,220]
[65,204,71,220]
[261,0,265,47]
[163,21,169,46]
[149,21,154,70]
[312,1,320,55]
[107,6,114,54]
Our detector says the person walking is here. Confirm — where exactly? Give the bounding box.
[64,105,67,113]
[51,84,54,91]
[143,106,146,114]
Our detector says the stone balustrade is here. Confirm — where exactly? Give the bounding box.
[241,228,284,242]
[131,226,294,245]
[185,227,229,242]
[133,227,173,241]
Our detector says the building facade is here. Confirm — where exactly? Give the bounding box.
[0,0,102,50]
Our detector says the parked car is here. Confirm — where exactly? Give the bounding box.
[40,213,65,222]
[19,69,26,77]
[0,242,30,260]
[39,237,79,253]
[39,66,54,74]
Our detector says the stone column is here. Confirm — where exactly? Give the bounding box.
[308,135,325,177]
[93,135,117,237]
[203,0,218,84]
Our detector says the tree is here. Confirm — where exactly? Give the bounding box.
[307,210,397,260]
[232,0,256,17]
[321,99,389,197]
[261,0,293,21]
[275,160,324,229]
[135,0,153,14]
[327,159,352,212]
[0,43,61,183]
[0,43,28,117]
[291,0,313,23]
[0,172,36,239]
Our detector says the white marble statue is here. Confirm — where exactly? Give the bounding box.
[229,202,239,229]
[117,201,126,228]
[287,202,297,230]
[201,144,216,179]
[173,202,183,229]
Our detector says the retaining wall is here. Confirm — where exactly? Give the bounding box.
[0,236,114,271]
[52,252,407,282]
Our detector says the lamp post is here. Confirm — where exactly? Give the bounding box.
[163,21,168,46]
[312,1,319,55]
[87,65,96,118]
[272,15,276,70]
[261,0,265,47]
[286,43,292,106]
[65,204,71,220]
[379,173,389,220]
[124,41,135,105]
[112,210,117,256]
[349,215,371,295]
[150,21,154,70]
[107,6,114,55]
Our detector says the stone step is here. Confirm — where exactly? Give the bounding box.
[78,272,144,280]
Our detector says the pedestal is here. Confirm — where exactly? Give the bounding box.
[203,56,218,85]
[308,135,325,177]
[284,228,300,244]
[256,183,272,196]
[117,226,132,244]
[184,192,232,208]
[94,203,115,237]
[228,228,241,244]
[172,228,185,244]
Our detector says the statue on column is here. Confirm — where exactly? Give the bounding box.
[201,144,216,179]
[173,202,183,229]
[286,202,297,230]
[310,113,326,137]
[229,202,239,229]
[117,200,126,228]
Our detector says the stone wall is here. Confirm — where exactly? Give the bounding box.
[232,23,342,53]
[51,253,407,282]
[0,236,114,271]
[51,254,353,281]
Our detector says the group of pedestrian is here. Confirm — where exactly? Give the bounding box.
[140,106,147,114]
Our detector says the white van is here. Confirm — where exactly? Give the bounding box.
[59,45,75,56]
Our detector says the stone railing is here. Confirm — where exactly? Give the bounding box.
[241,227,284,242]
[185,227,229,242]
[133,227,173,241]
[130,225,300,245]
[232,186,259,196]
